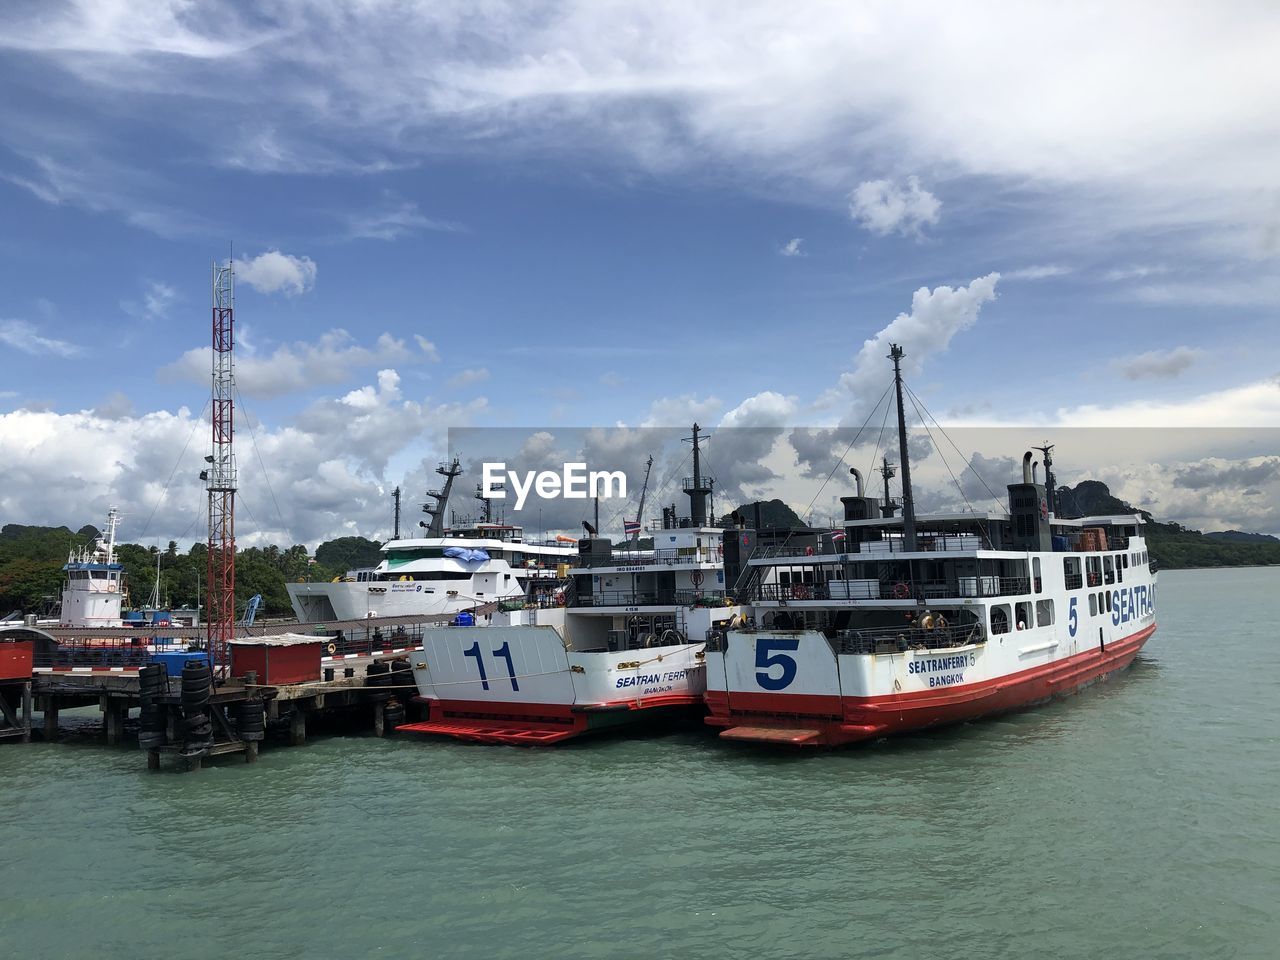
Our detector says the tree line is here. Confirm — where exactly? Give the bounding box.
[0,524,382,619]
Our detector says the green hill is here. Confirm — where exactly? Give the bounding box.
[724,499,808,530]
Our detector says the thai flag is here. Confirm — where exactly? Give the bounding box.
[624,520,642,537]
[829,530,846,542]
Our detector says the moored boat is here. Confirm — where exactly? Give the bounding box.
[704,344,1158,747]
[399,425,745,744]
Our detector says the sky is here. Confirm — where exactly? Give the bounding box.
[1,0,1278,546]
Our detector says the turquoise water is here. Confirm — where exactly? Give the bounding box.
[3,567,1277,959]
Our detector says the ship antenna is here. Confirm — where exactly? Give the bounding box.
[888,344,917,550]
[392,486,402,540]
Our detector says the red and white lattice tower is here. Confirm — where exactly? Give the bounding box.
[206,259,236,677]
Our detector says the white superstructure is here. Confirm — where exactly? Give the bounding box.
[287,522,577,622]
[60,507,126,628]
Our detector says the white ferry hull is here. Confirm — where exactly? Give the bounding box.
[400,625,707,745]
[286,579,526,622]
[707,583,1157,747]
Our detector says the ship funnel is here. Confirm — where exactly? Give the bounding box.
[1022,451,1033,484]
[1032,461,1040,483]
[849,467,865,498]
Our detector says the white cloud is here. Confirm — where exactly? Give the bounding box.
[1005,265,1071,280]
[413,335,440,362]
[121,280,177,321]
[5,3,1280,266]
[161,329,436,398]
[1117,346,1200,381]
[234,250,317,296]
[346,197,460,241]
[720,391,799,428]
[848,177,940,237]
[0,318,79,357]
[0,362,492,547]
[779,237,805,257]
[447,367,490,388]
[825,273,1000,419]
[1104,265,1169,282]
[641,394,723,428]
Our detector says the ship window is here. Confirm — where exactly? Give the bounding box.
[1103,556,1114,584]
[1032,558,1042,593]
[1015,601,1032,630]
[990,604,1011,635]
[1036,599,1054,626]
[1105,591,1112,613]
[1089,594,1097,617]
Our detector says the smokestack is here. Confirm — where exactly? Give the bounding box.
[1022,451,1033,484]
[849,467,864,498]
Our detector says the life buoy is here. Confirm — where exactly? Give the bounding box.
[805,546,815,556]
[936,615,949,630]
[326,642,337,655]
[920,613,936,630]
[892,582,910,600]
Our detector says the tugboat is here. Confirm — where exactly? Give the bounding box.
[704,345,1158,747]
[399,425,747,745]
[60,508,126,628]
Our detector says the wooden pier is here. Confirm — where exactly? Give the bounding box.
[2,618,425,772]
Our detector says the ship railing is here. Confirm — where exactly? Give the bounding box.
[318,623,428,657]
[754,576,1031,603]
[34,638,180,669]
[753,534,988,562]
[573,589,727,608]
[703,621,985,655]
[831,622,986,655]
[573,547,724,568]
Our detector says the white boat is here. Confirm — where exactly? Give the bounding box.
[400,425,748,744]
[704,345,1158,747]
[287,458,578,623]
[60,508,126,628]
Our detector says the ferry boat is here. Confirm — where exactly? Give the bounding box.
[399,426,747,744]
[704,344,1158,747]
[286,458,578,622]
[60,508,126,628]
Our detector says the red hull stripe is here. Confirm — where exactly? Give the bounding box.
[399,694,701,746]
[708,624,1156,746]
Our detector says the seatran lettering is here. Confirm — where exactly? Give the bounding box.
[906,653,977,675]
[1111,584,1156,627]
[615,669,687,689]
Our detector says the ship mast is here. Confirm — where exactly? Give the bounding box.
[683,424,714,526]
[421,457,462,536]
[878,456,896,517]
[1033,442,1056,516]
[392,486,402,540]
[631,454,653,542]
[889,343,917,550]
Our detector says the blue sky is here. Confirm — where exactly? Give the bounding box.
[1,1,1278,544]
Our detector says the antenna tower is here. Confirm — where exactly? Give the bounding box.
[206,259,236,678]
